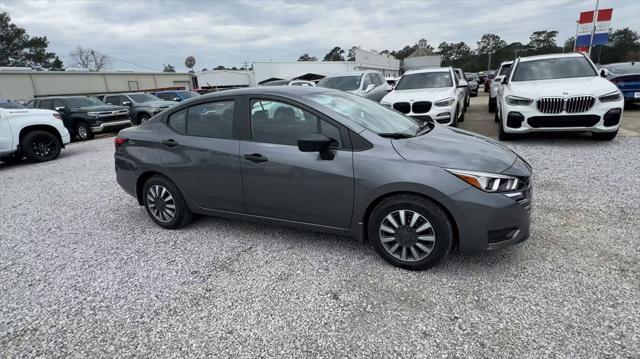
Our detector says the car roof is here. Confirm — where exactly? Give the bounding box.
[519,52,585,62]
[35,96,88,100]
[194,86,333,100]
[403,67,451,75]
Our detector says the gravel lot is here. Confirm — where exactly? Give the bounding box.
[1,116,639,357]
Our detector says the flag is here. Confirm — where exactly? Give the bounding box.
[576,8,613,48]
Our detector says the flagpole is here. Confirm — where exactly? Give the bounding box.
[588,0,600,57]
[573,21,578,52]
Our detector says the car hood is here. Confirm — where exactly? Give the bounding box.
[382,88,453,103]
[508,76,618,98]
[73,105,127,112]
[391,125,518,174]
[141,100,176,107]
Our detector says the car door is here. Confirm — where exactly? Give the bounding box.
[239,97,354,229]
[156,98,244,213]
[451,72,465,111]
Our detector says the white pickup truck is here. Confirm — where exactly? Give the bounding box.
[0,100,71,163]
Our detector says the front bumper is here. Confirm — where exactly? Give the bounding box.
[407,105,456,126]
[91,119,133,133]
[501,99,624,134]
[450,185,532,251]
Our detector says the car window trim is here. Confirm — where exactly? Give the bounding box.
[163,96,241,139]
[242,94,352,150]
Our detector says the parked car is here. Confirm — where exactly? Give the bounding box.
[317,71,388,102]
[466,73,480,96]
[102,93,175,125]
[27,96,131,141]
[259,79,316,87]
[496,53,624,141]
[114,87,532,270]
[381,67,467,126]
[454,68,470,110]
[154,90,201,102]
[0,98,70,163]
[385,77,400,90]
[600,61,640,105]
[489,61,513,113]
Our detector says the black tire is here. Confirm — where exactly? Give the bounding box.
[593,130,618,141]
[458,105,465,122]
[450,107,459,127]
[494,108,500,123]
[368,194,453,270]
[137,114,150,125]
[142,175,193,229]
[498,119,515,141]
[488,98,496,113]
[75,122,94,141]
[22,130,61,163]
[465,95,470,109]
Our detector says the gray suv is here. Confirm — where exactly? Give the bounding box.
[102,93,176,125]
[114,87,532,270]
[317,71,388,102]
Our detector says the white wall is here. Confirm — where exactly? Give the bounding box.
[197,70,255,88]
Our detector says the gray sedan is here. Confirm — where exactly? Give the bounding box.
[114,87,532,270]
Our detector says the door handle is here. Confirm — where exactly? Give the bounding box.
[162,139,178,147]
[243,153,268,163]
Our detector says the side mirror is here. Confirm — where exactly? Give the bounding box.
[122,101,131,106]
[54,106,67,112]
[173,97,181,102]
[501,77,509,85]
[297,133,337,160]
[457,80,468,88]
[365,84,375,93]
[600,69,608,78]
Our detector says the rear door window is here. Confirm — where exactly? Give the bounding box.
[186,101,234,139]
[105,96,121,106]
[39,100,54,110]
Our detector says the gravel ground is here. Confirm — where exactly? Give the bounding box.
[1,134,638,358]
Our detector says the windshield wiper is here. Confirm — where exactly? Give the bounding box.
[378,132,415,139]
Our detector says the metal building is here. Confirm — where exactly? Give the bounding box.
[0,69,195,101]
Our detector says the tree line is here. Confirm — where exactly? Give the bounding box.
[299,29,640,72]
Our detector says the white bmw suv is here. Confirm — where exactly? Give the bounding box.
[496,53,624,140]
[381,67,468,126]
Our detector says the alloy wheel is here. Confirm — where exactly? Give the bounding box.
[77,126,88,140]
[379,209,436,262]
[31,135,56,159]
[146,185,176,222]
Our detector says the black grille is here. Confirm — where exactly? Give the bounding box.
[536,96,595,114]
[410,115,432,122]
[393,102,410,114]
[528,115,600,128]
[488,227,519,243]
[412,101,431,114]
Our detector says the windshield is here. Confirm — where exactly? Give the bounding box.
[605,63,640,75]
[512,57,597,81]
[317,76,362,91]
[129,93,161,103]
[395,72,452,90]
[305,91,420,136]
[66,97,106,108]
[0,100,25,109]
[178,91,200,99]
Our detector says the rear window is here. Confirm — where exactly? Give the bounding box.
[512,57,597,81]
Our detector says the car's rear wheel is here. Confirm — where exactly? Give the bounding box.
[75,122,94,141]
[22,130,61,162]
[368,194,453,270]
[143,175,193,229]
[593,130,618,141]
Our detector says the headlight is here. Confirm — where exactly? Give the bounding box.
[434,98,455,107]
[599,91,622,103]
[505,96,533,106]
[446,169,519,192]
[87,112,100,118]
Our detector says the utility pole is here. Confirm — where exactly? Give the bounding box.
[588,0,600,57]
[573,21,579,52]
[487,38,493,73]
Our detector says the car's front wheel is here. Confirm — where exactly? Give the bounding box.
[75,122,94,141]
[143,175,193,229]
[368,194,453,270]
[22,130,61,162]
[137,114,150,125]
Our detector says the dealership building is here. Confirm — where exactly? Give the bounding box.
[0,68,195,101]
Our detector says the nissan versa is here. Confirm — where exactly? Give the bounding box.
[114,87,532,270]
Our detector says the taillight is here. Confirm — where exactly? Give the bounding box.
[114,137,128,150]
[53,113,62,120]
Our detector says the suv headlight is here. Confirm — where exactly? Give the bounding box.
[434,98,455,107]
[87,112,100,118]
[599,91,622,103]
[446,169,519,192]
[505,96,533,106]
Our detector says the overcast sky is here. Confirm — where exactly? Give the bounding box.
[1,0,639,71]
